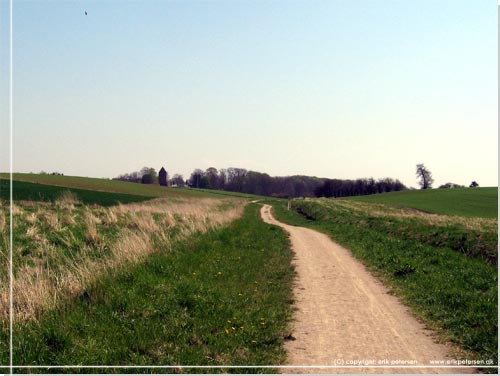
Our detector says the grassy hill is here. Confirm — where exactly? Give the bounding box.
[0,179,154,206]
[0,172,206,199]
[345,187,497,218]
[0,173,246,201]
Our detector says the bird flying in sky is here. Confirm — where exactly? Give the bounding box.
[85,11,87,16]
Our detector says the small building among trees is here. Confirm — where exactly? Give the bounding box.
[159,167,168,186]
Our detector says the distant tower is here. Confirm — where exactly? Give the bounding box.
[159,167,167,186]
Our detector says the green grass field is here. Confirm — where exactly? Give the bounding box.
[346,187,498,218]
[0,179,153,206]
[0,173,271,202]
[0,173,228,200]
[8,204,295,371]
[272,197,497,366]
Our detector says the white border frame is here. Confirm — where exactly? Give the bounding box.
[4,1,499,373]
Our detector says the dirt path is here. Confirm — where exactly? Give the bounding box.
[260,205,473,374]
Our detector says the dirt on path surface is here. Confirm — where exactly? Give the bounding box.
[260,205,473,374]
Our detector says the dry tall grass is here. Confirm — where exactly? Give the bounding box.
[0,207,8,323]
[55,190,80,211]
[83,208,100,245]
[11,203,23,216]
[1,197,245,323]
[0,208,5,233]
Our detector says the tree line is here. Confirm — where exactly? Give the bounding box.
[187,167,407,198]
[114,167,186,186]
[115,163,480,196]
[114,166,408,198]
[314,177,407,198]
[114,167,159,184]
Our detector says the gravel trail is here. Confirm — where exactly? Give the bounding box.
[260,205,473,374]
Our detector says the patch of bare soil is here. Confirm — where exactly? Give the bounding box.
[260,205,475,374]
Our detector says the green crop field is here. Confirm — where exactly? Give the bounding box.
[0,173,229,200]
[0,179,153,206]
[272,196,498,366]
[345,187,498,218]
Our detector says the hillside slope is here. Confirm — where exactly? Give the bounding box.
[346,187,497,218]
[0,173,221,200]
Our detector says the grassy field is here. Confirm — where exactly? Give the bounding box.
[7,204,294,371]
[272,197,497,366]
[0,176,295,370]
[0,177,251,366]
[0,173,228,200]
[0,174,273,203]
[0,179,154,206]
[346,187,498,218]
[1,191,244,320]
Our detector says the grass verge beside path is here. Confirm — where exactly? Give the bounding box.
[11,204,295,372]
[272,199,497,367]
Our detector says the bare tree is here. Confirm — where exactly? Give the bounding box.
[218,169,227,189]
[416,164,434,189]
[226,167,247,192]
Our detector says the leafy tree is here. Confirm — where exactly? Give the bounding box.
[141,175,151,184]
[416,164,434,189]
[171,174,185,187]
[140,167,157,184]
[439,182,464,189]
[205,167,220,189]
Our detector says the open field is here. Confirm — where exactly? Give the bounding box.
[7,204,294,371]
[272,197,498,366]
[0,173,232,200]
[0,179,154,206]
[346,187,498,218]
[0,173,269,202]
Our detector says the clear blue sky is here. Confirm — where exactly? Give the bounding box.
[3,0,498,188]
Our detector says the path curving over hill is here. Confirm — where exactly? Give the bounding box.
[260,205,474,374]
